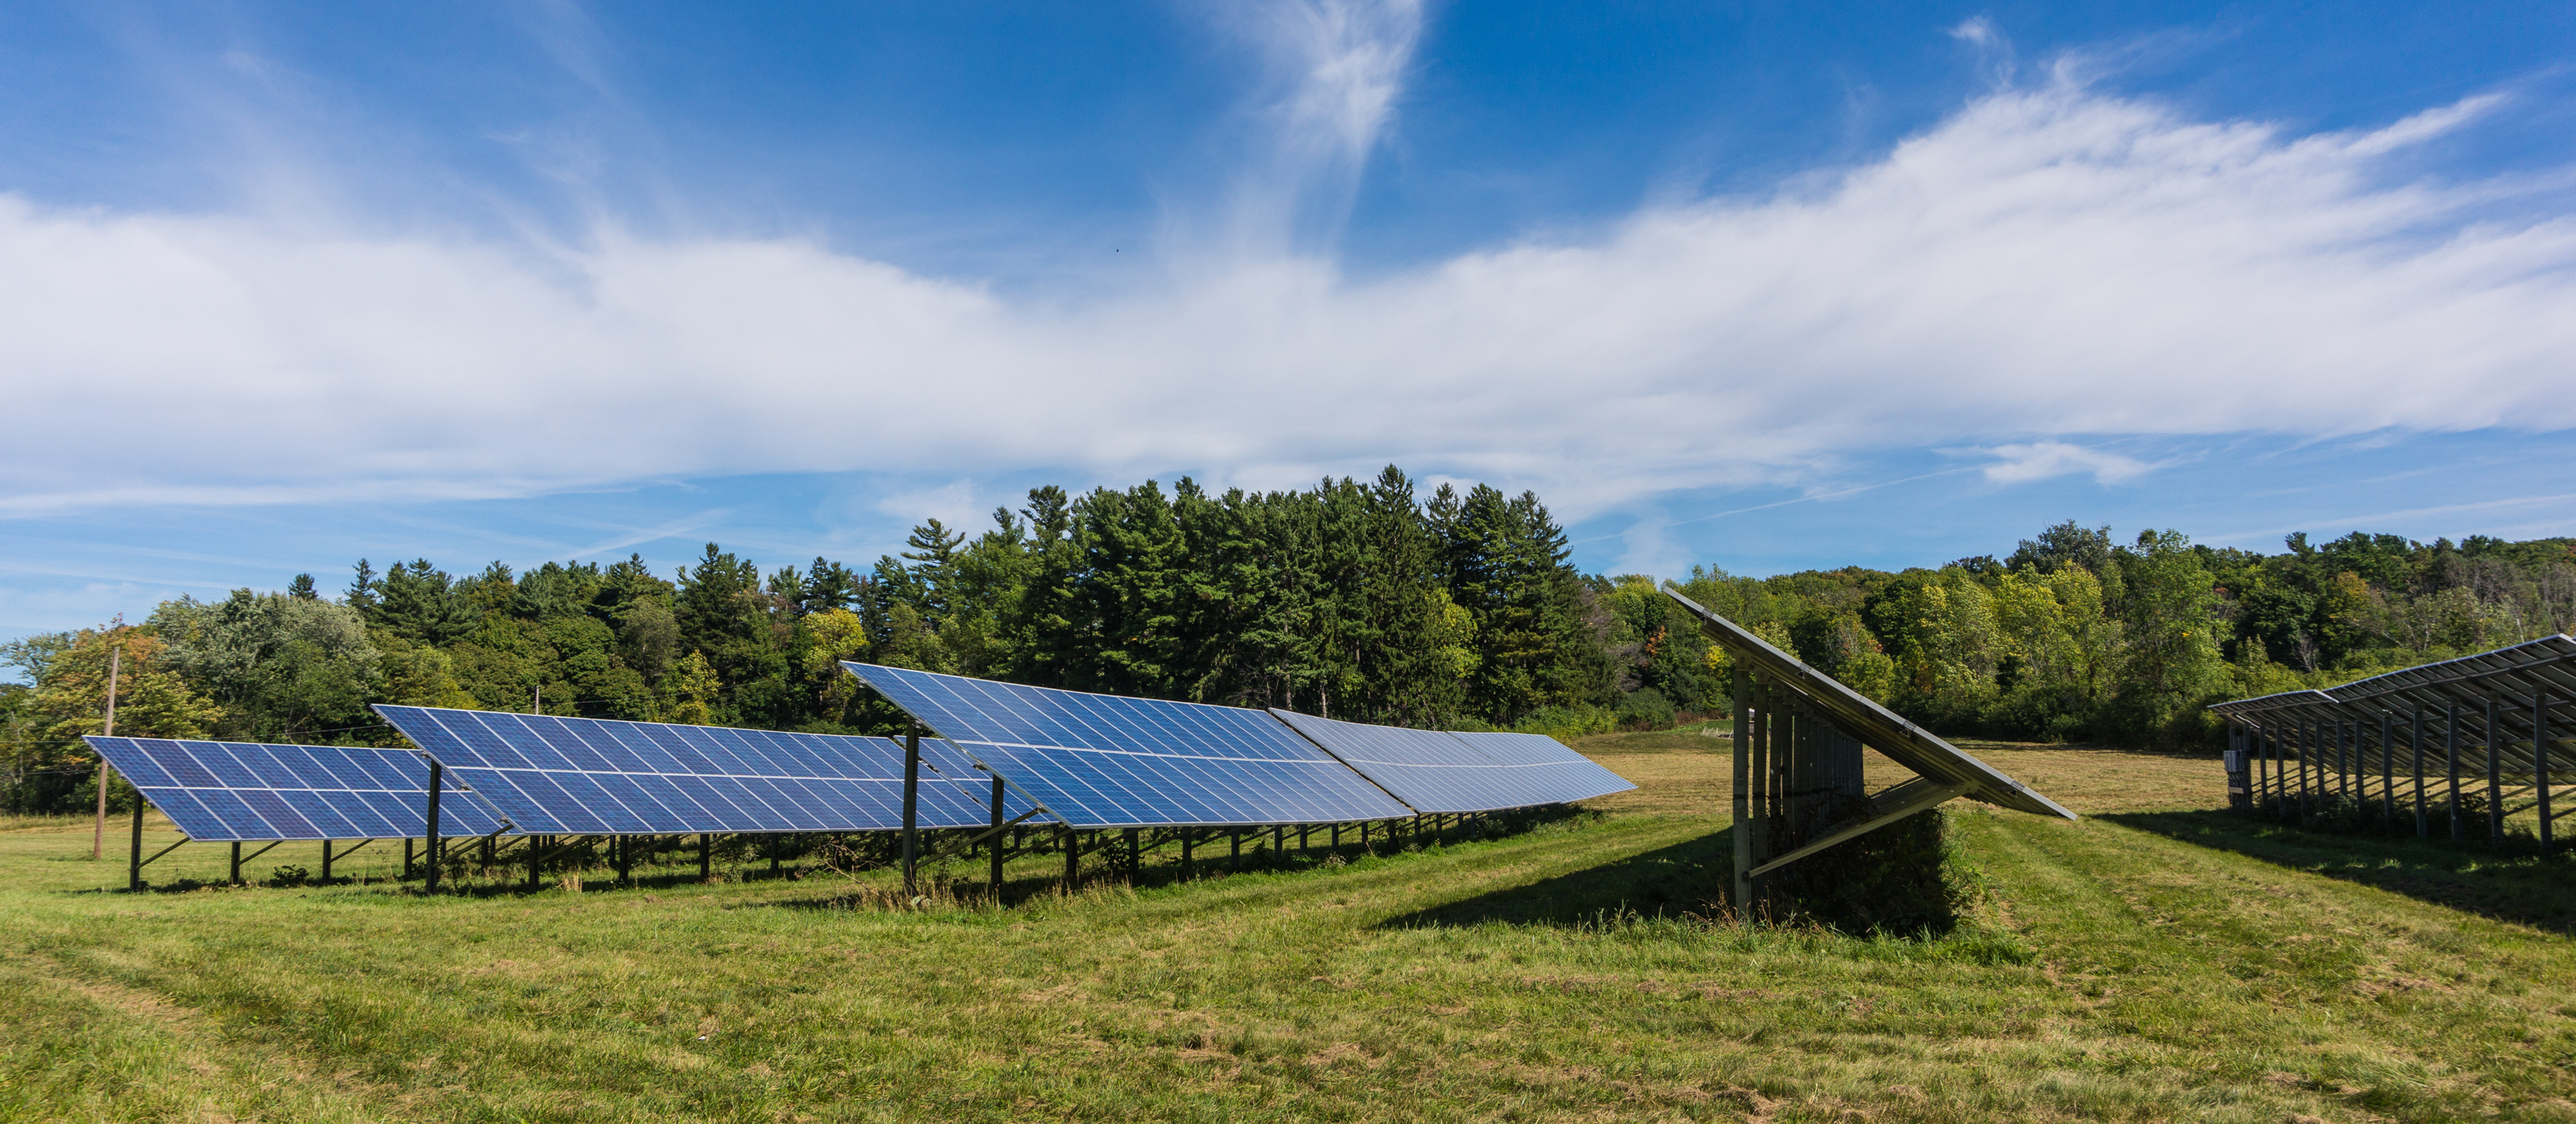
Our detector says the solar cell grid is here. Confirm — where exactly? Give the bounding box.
[372,705,1018,835]
[85,736,512,842]
[844,662,1415,828]
[1269,711,1636,813]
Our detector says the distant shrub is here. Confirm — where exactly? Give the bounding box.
[1614,689,1676,729]
[269,865,311,888]
[1510,704,1622,745]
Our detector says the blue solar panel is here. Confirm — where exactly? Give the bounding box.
[1267,714,1635,812]
[1445,730,1638,806]
[1265,711,1526,813]
[84,736,512,842]
[374,706,1016,835]
[842,663,1416,828]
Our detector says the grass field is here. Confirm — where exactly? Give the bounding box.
[6,734,2575,1122]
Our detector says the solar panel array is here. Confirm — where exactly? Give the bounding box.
[98,672,1632,846]
[2209,633,2576,777]
[1269,710,1635,813]
[842,663,1422,827]
[374,706,1025,836]
[84,736,509,842]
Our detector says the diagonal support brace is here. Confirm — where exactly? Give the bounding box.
[137,837,189,870]
[1749,781,1971,879]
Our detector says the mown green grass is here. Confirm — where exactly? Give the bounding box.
[6,753,2575,1122]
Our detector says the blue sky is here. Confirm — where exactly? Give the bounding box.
[5,1,2575,666]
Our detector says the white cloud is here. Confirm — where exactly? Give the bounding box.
[3,77,2574,523]
[1980,442,2152,484]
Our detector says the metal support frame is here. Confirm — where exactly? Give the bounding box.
[1748,781,1971,879]
[424,760,444,892]
[2538,690,2554,852]
[134,837,188,876]
[232,840,281,886]
[2380,712,2394,822]
[1060,825,1078,891]
[901,725,921,896]
[2446,704,2463,841]
[1731,665,1752,908]
[127,796,144,891]
[699,832,712,881]
[321,838,374,881]
[989,775,1007,896]
[2412,708,2427,838]
[2487,696,2505,846]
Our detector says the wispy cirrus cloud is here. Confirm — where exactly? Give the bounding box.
[1980,442,2153,485]
[2,25,2574,527]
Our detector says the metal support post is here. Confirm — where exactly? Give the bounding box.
[1331,823,1341,850]
[1181,832,1193,880]
[527,835,543,892]
[128,794,144,891]
[1748,685,1770,874]
[1732,666,1751,908]
[1231,827,1241,869]
[2486,696,2504,846]
[2412,709,2428,839]
[769,835,781,876]
[2339,720,2353,804]
[1060,826,1078,890]
[321,839,335,882]
[615,836,632,885]
[1125,827,1139,877]
[404,837,414,881]
[989,774,1006,896]
[2308,721,2329,814]
[2446,705,2463,841]
[902,726,922,895]
[698,832,711,881]
[424,761,443,892]
[2538,690,2553,852]
[2380,712,2394,823]
[2270,725,2285,813]
[233,841,244,886]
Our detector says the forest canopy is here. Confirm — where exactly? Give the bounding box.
[5,466,2571,815]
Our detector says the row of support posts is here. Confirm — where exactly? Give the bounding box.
[1729,664,1873,910]
[2229,690,2562,848]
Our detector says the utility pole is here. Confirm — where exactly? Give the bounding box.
[92,641,121,861]
[534,685,541,716]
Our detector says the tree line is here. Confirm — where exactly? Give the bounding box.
[5,469,2571,815]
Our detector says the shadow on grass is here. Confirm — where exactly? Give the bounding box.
[2101,809,2576,935]
[1376,827,1734,930]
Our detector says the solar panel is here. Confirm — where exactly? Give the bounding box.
[841,662,1417,828]
[1663,587,2075,820]
[84,736,511,842]
[1446,729,1640,805]
[1267,710,1633,813]
[374,706,1020,835]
